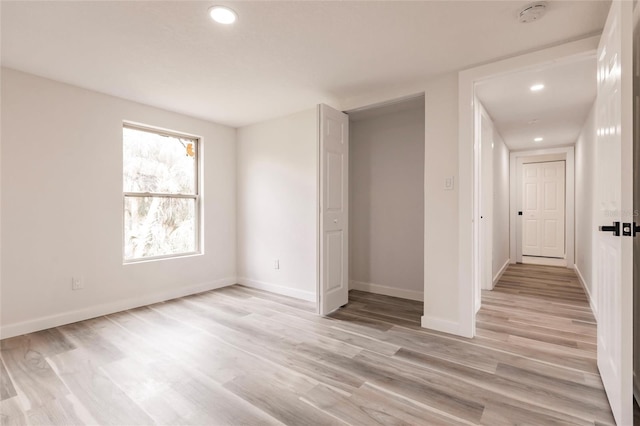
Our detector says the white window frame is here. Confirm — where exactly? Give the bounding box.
[122,122,201,263]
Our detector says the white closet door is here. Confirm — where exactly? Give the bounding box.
[318,104,349,315]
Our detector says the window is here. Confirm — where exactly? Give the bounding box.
[123,124,199,261]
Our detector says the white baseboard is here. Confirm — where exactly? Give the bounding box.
[349,280,423,302]
[492,258,511,288]
[236,277,316,302]
[421,315,461,336]
[574,264,597,322]
[522,256,567,267]
[0,277,237,339]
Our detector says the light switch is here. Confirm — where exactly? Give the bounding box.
[444,176,454,191]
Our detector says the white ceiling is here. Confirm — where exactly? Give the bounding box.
[1,1,610,127]
[475,57,596,151]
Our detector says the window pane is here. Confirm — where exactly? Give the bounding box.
[124,196,196,260]
[123,127,196,194]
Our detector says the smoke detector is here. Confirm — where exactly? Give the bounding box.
[518,2,547,23]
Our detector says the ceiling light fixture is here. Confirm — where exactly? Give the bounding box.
[209,6,237,24]
[534,137,544,142]
[530,83,545,92]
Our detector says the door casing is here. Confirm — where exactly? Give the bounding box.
[509,149,575,266]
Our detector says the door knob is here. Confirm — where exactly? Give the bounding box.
[599,221,620,236]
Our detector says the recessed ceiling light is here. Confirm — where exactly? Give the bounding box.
[534,137,544,142]
[530,83,545,92]
[209,6,237,24]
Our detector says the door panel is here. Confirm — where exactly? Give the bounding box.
[325,231,343,291]
[544,182,557,210]
[594,1,634,423]
[524,219,539,255]
[319,104,349,315]
[327,152,343,210]
[522,161,565,258]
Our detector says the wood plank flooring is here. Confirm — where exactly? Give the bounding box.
[1,264,615,425]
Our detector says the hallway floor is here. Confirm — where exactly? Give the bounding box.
[478,263,614,424]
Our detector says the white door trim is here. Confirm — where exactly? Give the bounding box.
[509,147,575,267]
[458,36,598,338]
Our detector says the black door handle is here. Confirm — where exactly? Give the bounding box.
[599,221,620,236]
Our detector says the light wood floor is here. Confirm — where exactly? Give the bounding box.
[1,264,615,425]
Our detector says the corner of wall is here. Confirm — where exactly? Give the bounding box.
[421,315,463,336]
[574,264,597,321]
[492,259,510,288]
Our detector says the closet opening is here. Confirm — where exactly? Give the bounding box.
[345,94,425,309]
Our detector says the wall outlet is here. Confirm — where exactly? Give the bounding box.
[71,277,84,290]
[273,259,280,270]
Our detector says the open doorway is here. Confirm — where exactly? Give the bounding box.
[460,2,635,421]
[347,95,425,303]
[458,38,600,339]
[317,94,425,315]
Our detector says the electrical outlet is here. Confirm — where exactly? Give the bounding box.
[72,277,84,290]
[274,259,280,270]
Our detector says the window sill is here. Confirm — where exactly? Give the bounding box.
[123,251,203,265]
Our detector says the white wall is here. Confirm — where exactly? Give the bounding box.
[1,68,237,338]
[492,129,510,282]
[349,105,425,301]
[575,104,596,312]
[236,109,317,302]
[477,103,509,295]
[422,74,460,333]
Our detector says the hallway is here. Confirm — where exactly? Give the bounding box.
[478,263,614,422]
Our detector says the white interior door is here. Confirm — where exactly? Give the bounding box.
[318,104,349,315]
[522,161,565,258]
[594,1,634,424]
[633,0,640,408]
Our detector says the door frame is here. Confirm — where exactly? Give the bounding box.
[509,147,575,267]
[458,36,599,338]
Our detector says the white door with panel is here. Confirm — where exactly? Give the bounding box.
[318,104,349,316]
[594,1,634,424]
[522,161,565,258]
